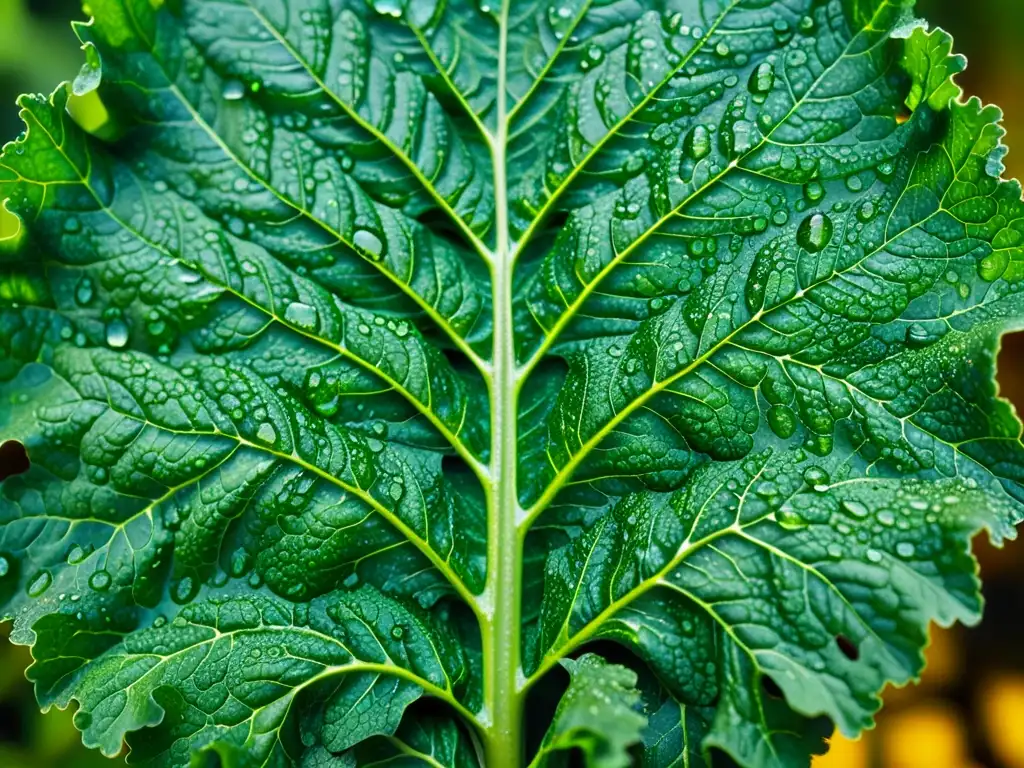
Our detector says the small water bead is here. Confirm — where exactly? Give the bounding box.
[895,542,916,558]
[390,625,405,640]
[866,549,883,563]
[803,181,825,202]
[222,79,246,101]
[796,213,834,253]
[75,277,94,306]
[0,556,9,578]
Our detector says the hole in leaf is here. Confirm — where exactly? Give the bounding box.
[836,634,860,661]
[0,440,30,481]
[761,674,784,700]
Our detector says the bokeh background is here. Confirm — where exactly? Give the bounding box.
[1,1,1023,766]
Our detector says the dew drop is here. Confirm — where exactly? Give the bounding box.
[841,500,869,519]
[284,301,317,330]
[865,549,883,563]
[353,228,384,258]
[797,213,833,253]
[89,569,112,591]
[27,570,52,597]
[172,576,197,604]
[895,542,916,559]
[75,277,94,306]
[256,422,277,445]
[748,61,775,95]
[685,125,711,160]
[0,556,9,578]
[105,317,129,349]
[222,79,246,101]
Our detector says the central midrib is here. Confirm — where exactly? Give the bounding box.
[482,1,525,766]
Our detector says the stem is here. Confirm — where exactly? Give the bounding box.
[483,1,524,764]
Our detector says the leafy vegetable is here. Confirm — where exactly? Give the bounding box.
[1,1,1023,767]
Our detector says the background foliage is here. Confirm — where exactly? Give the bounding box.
[2,1,1024,766]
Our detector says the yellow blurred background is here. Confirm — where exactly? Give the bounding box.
[2,1,1024,766]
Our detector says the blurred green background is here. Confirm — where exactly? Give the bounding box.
[2,1,1024,766]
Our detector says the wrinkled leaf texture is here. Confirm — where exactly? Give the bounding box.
[1,0,1024,767]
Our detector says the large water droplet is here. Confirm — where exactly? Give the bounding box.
[172,576,198,604]
[685,125,711,160]
[0,556,9,578]
[353,228,384,259]
[284,301,317,330]
[105,317,129,348]
[256,422,278,444]
[27,569,52,597]
[222,79,246,101]
[895,542,916,558]
[89,569,112,591]
[372,0,404,17]
[796,213,833,253]
[841,499,869,519]
[748,61,775,95]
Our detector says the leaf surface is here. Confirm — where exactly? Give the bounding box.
[2,2,1024,768]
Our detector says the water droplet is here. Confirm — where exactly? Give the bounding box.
[803,182,825,203]
[802,466,829,486]
[284,301,317,330]
[27,570,52,597]
[89,569,112,591]
[222,79,246,101]
[685,125,711,160]
[748,61,775,95]
[66,544,91,565]
[841,500,869,519]
[372,0,404,17]
[256,422,277,445]
[866,548,883,563]
[0,556,9,578]
[895,542,916,558]
[75,277,94,306]
[230,548,251,577]
[105,317,129,348]
[172,576,197,604]
[796,213,834,253]
[878,510,896,527]
[390,625,405,639]
[353,228,384,258]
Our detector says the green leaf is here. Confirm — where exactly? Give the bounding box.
[530,654,646,768]
[2,2,1024,768]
